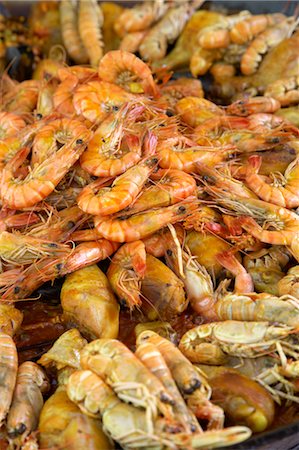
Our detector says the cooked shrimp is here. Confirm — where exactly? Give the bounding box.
[161,78,204,108]
[98,50,158,96]
[0,332,18,426]
[59,0,89,64]
[73,80,133,122]
[216,251,254,294]
[2,80,40,114]
[78,0,104,67]
[80,104,148,177]
[6,362,49,448]
[114,0,168,35]
[245,155,299,208]
[0,112,25,139]
[227,97,281,116]
[0,129,90,209]
[93,200,197,243]
[119,30,149,53]
[78,156,158,216]
[139,4,193,61]
[265,75,299,107]
[107,240,146,309]
[176,97,223,128]
[126,169,196,215]
[230,13,286,44]
[32,117,91,165]
[240,18,298,75]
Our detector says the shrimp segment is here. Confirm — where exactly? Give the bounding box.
[0,129,90,209]
[98,50,158,96]
[78,156,158,216]
[94,200,197,243]
[78,0,104,67]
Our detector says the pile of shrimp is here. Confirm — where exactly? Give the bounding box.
[1,47,299,448]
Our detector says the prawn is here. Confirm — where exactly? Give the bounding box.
[265,75,299,107]
[98,50,159,96]
[227,97,281,116]
[0,112,25,139]
[78,157,158,216]
[241,17,298,75]
[32,117,91,165]
[139,3,193,61]
[106,240,146,309]
[73,80,133,123]
[0,129,90,209]
[114,0,168,35]
[175,97,224,128]
[230,13,286,44]
[93,200,197,243]
[59,0,89,64]
[6,362,49,448]
[2,80,40,115]
[0,332,18,426]
[78,0,104,68]
[245,154,299,208]
[126,168,197,214]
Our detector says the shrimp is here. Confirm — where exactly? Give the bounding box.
[175,97,224,128]
[161,78,204,108]
[278,266,299,299]
[265,75,299,107]
[107,241,146,310]
[2,80,40,114]
[135,341,201,433]
[73,80,133,122]
[53,66,98,117]
[216,251,254,294]
[119,30,149,53]
[230,13,286,44]
[32,117,91,165]
[240,18,298,75]
[126,169,197,215]
[210,63,236,81]
[36,81,56,117]
[0,128,90,209]
[139,3,193,61]
[77,156,158,216]
[61,264,119,340]
[0,332,18,426]
[227,96,281,116]
[141,254,188,321]
[6,362,49,448]
[0,112,25,139]
[98,50,158,96]
[137,330,225,430]
[59,0,89,64]
[114,0,168,35]
[157,136,234,172]
[0,231,71,266]
[245,154,299,208]
[80,103,145,176]
[93,200,197,243]
[1,240,119,300]
[78,0,104,68]
[0,209,39,232]
[80,338,175,420]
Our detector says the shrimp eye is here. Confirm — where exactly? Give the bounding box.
[14,286,20,294]
[166,110,174,117]
[16,423,27,435]
[56,263,63,271]
[112,105,119,111]
[178,206,186,214]
[48,243,58,248]
[76,139,83,145]
[166,249,173,256]
[36,113,43,120]
[66,221,75,230]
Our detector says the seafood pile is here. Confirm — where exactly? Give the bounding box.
[1,18,299,447]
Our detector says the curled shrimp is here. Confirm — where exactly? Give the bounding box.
[230,13,286,44]
[78,156,158,216]
[227,96,281,116]
[73,80,133,123]
[265,75,299,107]
[0,112,25,139]
[59,0,89,64]
[139,4,193,61]
[78,0,104,67]
[0,332,18,426]
[32,117,91,165]
[240,18,298,75]
[2,80,40,115]
[94,200,197,243]
[98,50,158,96]
[245,155,299,208]
[6,362,49,447]
[1,129,90,209]
[114,0,168,35]
[127,168,197,214]
[107,240,146,309]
